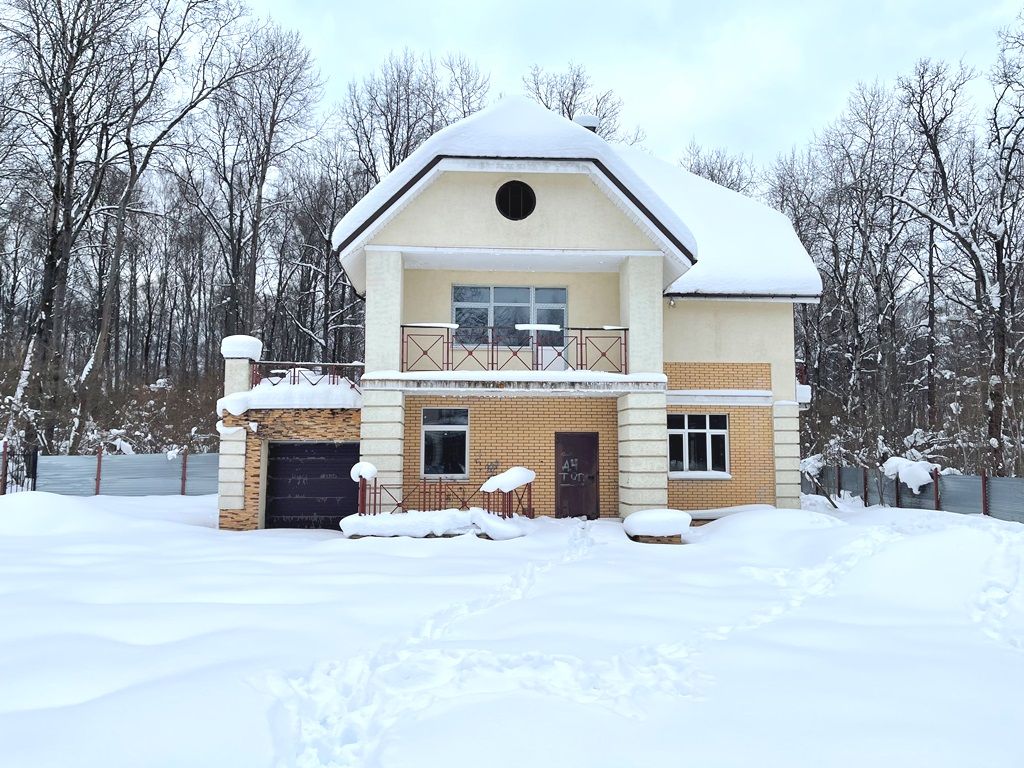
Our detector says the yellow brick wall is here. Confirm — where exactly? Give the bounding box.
[664,362,771,390]
[403,396,619,517]
[219,408,361,530]
[666,404,776,510]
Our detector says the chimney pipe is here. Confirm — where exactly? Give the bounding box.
[574,114,600,133]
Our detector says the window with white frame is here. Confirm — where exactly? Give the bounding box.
[667,414,729,474]
[421,408,469,478]
[452,285,567,346]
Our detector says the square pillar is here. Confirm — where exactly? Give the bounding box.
[217,335,262,523]
[364,250,404,373]
[359,388,405,497]
[619,254,664,374]
[617,391,668,517]
[773,402,801,509]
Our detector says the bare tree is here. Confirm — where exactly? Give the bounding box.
[890,58,1022,473]
[174,23,320,339]
[682,140,759,194]
[0,0,142,450]
[343,49,489,185]
[523,62,643,144]
[71,0,251,451]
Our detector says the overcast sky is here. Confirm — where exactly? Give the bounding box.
[248,0,1020,164]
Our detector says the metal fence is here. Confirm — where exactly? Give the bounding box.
[802,466,1024,524]
[0,446,37,494]
[1,449,218,497]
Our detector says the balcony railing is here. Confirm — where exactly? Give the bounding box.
[250,360,364,388]
[400,325,629,374]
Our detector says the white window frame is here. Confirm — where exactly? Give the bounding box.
[667,414,730,478]
[420,408,470,480]
[451,285,568,346]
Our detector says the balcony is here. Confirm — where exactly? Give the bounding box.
[400,324,628,374]
[250,361,364,388]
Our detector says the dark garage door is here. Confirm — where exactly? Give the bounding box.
[265,442,360,529]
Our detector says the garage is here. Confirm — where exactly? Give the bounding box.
[264,442,360,529]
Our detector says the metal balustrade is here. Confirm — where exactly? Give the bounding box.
[400,325,628,374]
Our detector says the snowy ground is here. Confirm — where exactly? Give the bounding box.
[0,493,1022,767]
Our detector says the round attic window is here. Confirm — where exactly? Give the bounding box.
[495,180,536,221]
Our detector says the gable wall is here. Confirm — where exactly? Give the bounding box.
[369,170,659,250]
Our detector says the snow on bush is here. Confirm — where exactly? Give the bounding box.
[800,453,825,477]
[883,457,940,494]
[623,508,692,537]
[690,507,845,544]
[349,461,378,482]
[689,503,776,521]
[480,466,535,493]
[220,334,263,360]
[339,508,532,539]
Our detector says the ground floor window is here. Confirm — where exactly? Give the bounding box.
[668,414,728,474]
[422,408,469,478]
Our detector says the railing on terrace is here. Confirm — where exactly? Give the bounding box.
[250,360,364,388]
[357,477,535,519]
[400,324,628,374]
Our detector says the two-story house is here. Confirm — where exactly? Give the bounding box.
[215,96,821,531]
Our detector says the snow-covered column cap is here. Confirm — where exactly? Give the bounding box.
[220,335,263,361]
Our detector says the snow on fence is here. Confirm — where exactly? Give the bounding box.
[19,452,219,497]
[801,465,1024,524]
[357,477,535,518]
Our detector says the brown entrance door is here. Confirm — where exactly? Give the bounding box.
[555,432,599,519]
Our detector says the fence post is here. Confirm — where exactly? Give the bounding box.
[981,469,989,516]
[180,449,189,496]
[862,466,868,504]
[94,445,103,495]
[835,464,841,499]
[932,467,941,510]
[358,477,366,515]
[894,472,901,508]
[0,440,7,496]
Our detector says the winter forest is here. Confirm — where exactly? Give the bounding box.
[1,0,1023,476]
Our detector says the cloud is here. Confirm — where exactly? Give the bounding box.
[246,0,1018,163]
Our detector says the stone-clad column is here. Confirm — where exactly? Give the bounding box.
[773,402,801,508]
[359,388,405,500]
[217,335,261,527]
[617,391,668,517]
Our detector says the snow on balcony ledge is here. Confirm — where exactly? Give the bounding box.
[361,369,667,395]
[361,369,664,392]
[217,378,362,417]
[363,370,666,383]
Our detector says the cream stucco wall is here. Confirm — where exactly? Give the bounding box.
[364,250,404,372]
[619,255,663,373]
[370,171,659,251]
[663,300,797,400]
[403,269,620,327]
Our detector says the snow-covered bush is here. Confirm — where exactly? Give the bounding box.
[882,457,941,494]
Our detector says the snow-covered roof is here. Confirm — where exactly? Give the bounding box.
[331,96,821,300]
[619,148,821,298]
